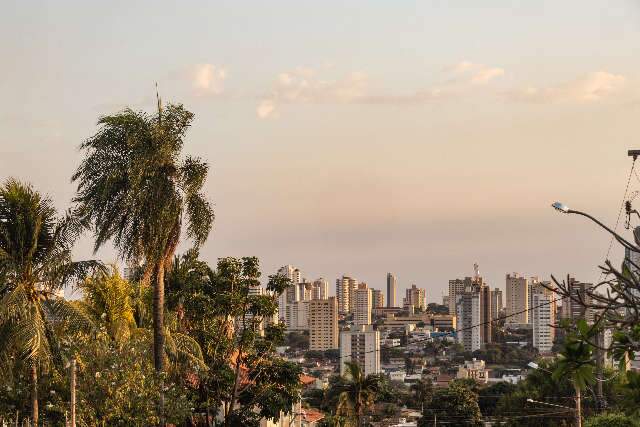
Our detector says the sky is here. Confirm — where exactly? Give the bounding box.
[2,0,640,301]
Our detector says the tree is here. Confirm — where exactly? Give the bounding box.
[410,379,433,410]
[0,179,97,425]
[553,323,596,427]
[478,381,516,417]
[72,102,214,422]
[335,361,383,427]
[585,412,640,427]
[419,380,482,427]
[166,255,302,426]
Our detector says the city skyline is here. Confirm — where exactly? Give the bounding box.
[3,1,639,301]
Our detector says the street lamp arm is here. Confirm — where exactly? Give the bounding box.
[526,398,575,411]
[567,209,640,253]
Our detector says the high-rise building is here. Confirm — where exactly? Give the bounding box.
[403,284,426,311]
[455,285,481,352]
[354,287,372,326]
[336,275,358,314]
[298,281,313,301]
[340,324,380,376]
[479,282,493,345]
[372,289,384,308]
[532,289,556,353]
[312,278,329,300]
[492,288,503,319]
[278,265,302,320]
[386,273,397,308]
[506,273,529,324]
[285,300,310,331]
[309,297,339,350]
[561,277,594,323]
[448,278,466,315]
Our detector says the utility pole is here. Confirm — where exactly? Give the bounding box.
[69,358,76,427]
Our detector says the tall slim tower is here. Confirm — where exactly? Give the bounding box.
[354,287,372,326]
[386,273,397,308]
[505,273,529,324]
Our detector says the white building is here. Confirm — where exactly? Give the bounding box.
[312,278,329,300]
[354,287,372,326]
[278,265,302,321]
[336,275,357,314]
[532,292,556,353]
[340,324,380,376]
[286,300,310,331]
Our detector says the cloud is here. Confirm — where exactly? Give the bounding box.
[451,61,505,85]
[510,71,626,103]
[257,68,369,118]
[191,64,227,95]
[256,61,504,117]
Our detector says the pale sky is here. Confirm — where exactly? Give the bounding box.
[2,1,640,301]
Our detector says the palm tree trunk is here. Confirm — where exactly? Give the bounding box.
[70,358,76,427]
[574,384,582,427]
[153,262,166,426]
[30,364,38,427]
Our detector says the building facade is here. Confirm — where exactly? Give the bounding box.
[371,289,384,308]
[455,286,481,352]
[403,284,426,311]
[505,273,529,324]
[309,297,339,351]
[532,292,556,353]
[386,273,397,308]
[354,287,372,326]
[340,324,380,376]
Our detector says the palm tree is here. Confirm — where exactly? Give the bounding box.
[553,323,596,427]
[0,179,97,425]
[336,361,382,427]
[71,101,213,423]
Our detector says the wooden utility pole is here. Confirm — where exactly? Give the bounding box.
[69,358,76,427]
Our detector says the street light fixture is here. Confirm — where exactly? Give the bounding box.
[526,398,575,411]
[550,201,639,253]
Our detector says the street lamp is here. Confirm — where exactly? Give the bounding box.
[526,398,575,411]
[550,201,639,253]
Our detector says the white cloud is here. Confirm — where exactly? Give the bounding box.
[192,64,227,95]
[257,68,369,118]
[451,61,505,85]
[511,71,626,103]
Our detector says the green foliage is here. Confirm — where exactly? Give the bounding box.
[334,361,384,426]
[419,380,482,427]
[553,322,596,390]
[585,412,640,427]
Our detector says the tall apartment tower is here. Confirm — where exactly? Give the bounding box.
[277,265,302,320]
[455,285,481,352]
[354,287,372,326]
[312,278,329,300]
[309,297,339,350]
[371,289,384,308]
[386,273,397,308]
[561,277,594,324]
[492,288,503,318]
[340,324,380,376]
[448,278,466,315]
[403,284,426,311]
[336,276,358,314]
[532,284,556,353]
[479,282,493,345]
[505,273,529,324]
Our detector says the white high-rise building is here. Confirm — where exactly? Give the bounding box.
[372,289,384,308]
[455,286,481,352]
[492,288,503,319]
[532,292,556,353]
[286,300,310,331]
[312,278,329,300]
[336,276,357,314]
[309,297,339,350]
[354,287,372,326]
[506,273,529,324]
[340,324,380,376]
[277,265,302,320]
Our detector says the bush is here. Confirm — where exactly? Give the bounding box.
[585,412,640,427]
